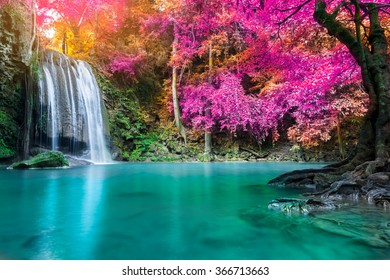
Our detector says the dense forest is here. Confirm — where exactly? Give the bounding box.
[3,0,390,261]
[0,0,389,167]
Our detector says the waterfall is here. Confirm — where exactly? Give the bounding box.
[37,50,111,163]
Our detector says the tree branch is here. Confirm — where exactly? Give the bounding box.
[278,0,312,25]
[331,1,350,19]
[313,0,369,65]
[77,0,93,27]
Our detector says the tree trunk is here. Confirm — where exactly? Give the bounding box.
[267,1,390,206]
[72,26,81,54]
[314,0,390,173]
[204,43,213,156]
[62,31,68,54]
[366,3,390,162]
[171,28,187,144]
[336,116,345,159]
[90,12,98,56]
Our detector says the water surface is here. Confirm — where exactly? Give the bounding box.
[0,162,389,259]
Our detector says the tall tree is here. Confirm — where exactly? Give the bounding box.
[204,42,213,156]
[314,0,390,171]
[264,0,390,189]
[171,22,187,144]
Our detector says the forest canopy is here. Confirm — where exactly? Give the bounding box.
[1,0,390,163]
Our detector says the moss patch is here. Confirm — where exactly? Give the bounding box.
[10,151,69,169]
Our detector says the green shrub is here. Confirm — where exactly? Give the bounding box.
[96,74,149,161]
[0,110,17,148]
[0,139,15,159]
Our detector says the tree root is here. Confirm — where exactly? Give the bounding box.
[268,157,390,209]
[349,159,388,178]
[239,147,269,158]
[268,167,339,186]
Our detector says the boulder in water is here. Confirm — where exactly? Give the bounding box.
[10,151,69,169]
[65,155,93,167]
[268,198,337,214]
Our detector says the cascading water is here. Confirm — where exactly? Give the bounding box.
[37,50,111,163]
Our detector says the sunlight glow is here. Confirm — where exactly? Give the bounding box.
[43,28,56,39]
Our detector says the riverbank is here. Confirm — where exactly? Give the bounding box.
[1,140,340,166]
[111,138,345,164]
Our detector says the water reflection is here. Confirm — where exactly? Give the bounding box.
[77,166,106,258]
[9,167,106,259]
[1,163,390,259]
[38,173,59,259]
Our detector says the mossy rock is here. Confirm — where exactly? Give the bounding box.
[10,151,69,169]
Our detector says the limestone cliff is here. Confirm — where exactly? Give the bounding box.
[0,2,33,160]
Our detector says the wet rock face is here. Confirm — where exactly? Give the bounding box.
[0,4,32,85]
[0,3,33,159]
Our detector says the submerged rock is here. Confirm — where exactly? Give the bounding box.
[65,156,93,167]
[366,188,390,208]
[312,213,390,248]
[10,151,69,169]
[268,198,337,214]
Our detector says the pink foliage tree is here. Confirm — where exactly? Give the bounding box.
[107,51,146,80]
[176,0,368,150]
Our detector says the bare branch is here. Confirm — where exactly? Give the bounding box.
[360,3,390,9]
[344,4,355,19]
[77,0,93,28]
[278,0,312,25]
[331,1,350,19]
